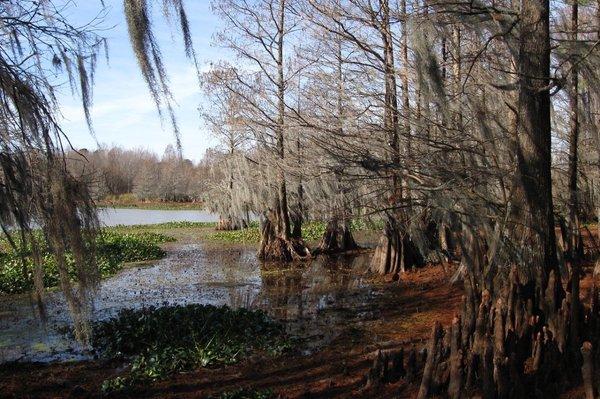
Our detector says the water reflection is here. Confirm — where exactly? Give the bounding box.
[0,244,374,363]
[254,255,375,349]
[256,255,369,317]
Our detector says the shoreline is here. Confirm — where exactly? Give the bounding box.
[97,201,206,211]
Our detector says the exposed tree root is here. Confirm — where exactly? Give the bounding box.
[257,216,310,262]
[361,265,600,398]
[313,218,360,255]
[370,218,424,275]
[215,217,248,231]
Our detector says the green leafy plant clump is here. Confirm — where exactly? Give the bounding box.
[94,304,291,392]
[301,221,327,242]
[92,304,291,391]
[97,231,173,264]
[213,388,275,399]
[0,231,173,295]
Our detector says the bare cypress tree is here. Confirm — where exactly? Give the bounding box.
[567,0,582,261]
[211,0,310,261]
[289,0,362,254]
[401,0,600,395]
[514,0,558,286]
[303,0,426,271]
[201,69,250,230]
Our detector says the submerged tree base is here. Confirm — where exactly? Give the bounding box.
[258,236,311,262]
[257,216,310,262]
[370,219,424,275]
[313,218,360,256]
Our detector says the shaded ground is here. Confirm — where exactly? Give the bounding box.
[0,260,461,398]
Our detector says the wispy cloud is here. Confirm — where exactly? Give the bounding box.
[56,0,225,161]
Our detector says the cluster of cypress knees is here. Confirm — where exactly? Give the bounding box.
[363,264,600,398]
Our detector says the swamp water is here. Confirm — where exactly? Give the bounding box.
[0,241,379,364]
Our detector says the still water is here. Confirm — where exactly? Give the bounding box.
[98,208,219,226]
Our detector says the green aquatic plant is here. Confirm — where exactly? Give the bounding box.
[109,221,217,230]
[214,388,275,399]
[205,220,378,245]
[0,231,172,295]
[301,221,327,242]
[207,227,262,243]
[94,304,291,392]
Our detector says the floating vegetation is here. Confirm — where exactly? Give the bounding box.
[206,221,328,244]
[205,220,379,245]
[207,227,262,243]
[93,304,291,392]
[213,388,275,399]
[0,231,172,295]
[109,221,217,230]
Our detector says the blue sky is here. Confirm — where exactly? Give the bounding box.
[58,1,227,162]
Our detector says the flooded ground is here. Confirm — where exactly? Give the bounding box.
[0,237,375,363]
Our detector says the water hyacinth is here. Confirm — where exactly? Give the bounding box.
[0,231,172,295]
[93,304,292,392]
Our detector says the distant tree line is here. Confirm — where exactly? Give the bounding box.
[66,145,212,203]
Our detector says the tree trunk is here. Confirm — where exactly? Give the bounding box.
[410,0,587,397]
[372,0,424,276]
[257,0,309,262]
[292,75,304,241]
[515,0,559,285]
[216,216,247,231]
[400,0,411,191]
[370,216,424,275]
[567,0,582,260]
[258,210,310,262]
[276,0,291,242]
[314,217,359,255]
